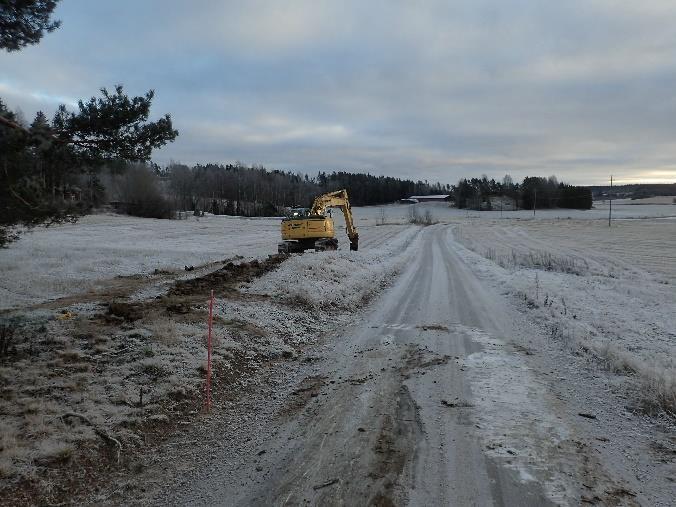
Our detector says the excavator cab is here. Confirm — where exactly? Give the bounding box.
[286,208,310,218]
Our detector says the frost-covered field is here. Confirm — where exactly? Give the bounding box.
[2,202,674,310]
[0,209,416,310]
[612,195,676,205]
[357,200,676,225]
[453,217,676,412]
[0,213,280,310]
[1,203,674,503]
[0,209,419,502]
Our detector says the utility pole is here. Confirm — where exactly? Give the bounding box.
[609,175,613,227]
[533,189,537,217]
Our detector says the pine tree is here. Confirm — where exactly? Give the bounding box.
[0,0,62,51]
[0,87,178,246]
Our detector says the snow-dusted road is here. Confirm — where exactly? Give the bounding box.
[169,225,626,506]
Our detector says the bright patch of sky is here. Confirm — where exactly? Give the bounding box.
[3,0,676,185]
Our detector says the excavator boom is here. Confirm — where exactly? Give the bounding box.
[310,190,359,251]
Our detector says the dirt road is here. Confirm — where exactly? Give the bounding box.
[165,225,615,506]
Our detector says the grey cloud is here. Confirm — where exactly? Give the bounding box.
[2,0,676,184]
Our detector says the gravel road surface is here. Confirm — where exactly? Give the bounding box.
[167,225,598,506]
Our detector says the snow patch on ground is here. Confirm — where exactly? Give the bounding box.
[452,219,676,412]
[353,201,676,227]
[461,325,575,504]
[0,213,280,309]
[449,219,676,506]
[611,195,676,205]
[245,226,421,310]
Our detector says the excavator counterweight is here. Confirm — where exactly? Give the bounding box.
[278,189,359,253]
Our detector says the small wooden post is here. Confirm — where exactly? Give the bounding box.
[205,290,214,412]
[608,175,613,227]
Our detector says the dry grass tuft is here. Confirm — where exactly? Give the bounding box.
[58,348,83,362]
[485,247,586,275]
[591,341,676,415]
[150,320,179,345]
[34,440,75,465]
[0,458,15,478]
[139,357,169,378]
[637,367,676,416]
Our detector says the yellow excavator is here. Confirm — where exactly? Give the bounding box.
[278,189,359,253]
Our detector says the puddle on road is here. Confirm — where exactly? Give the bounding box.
[485,458,558,507]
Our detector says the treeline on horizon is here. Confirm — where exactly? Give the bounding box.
[154,164,594,216]
[134,164,594,217]
[455,175,593,210]
[590,182,676,199]
[160,162,450,216]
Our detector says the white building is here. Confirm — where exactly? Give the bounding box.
[407,194,451,202]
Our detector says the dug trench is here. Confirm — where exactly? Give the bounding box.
[107,253,289,319]
[0,254,295,506]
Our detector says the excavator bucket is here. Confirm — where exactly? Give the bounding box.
[350,238,358,251]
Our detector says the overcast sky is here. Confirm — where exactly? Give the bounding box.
[3,1,676,185]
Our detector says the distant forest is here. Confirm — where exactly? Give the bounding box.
[590,183,676,200]
[454,175,592,210]
[108,162,450,218]
[118,165,592,217]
